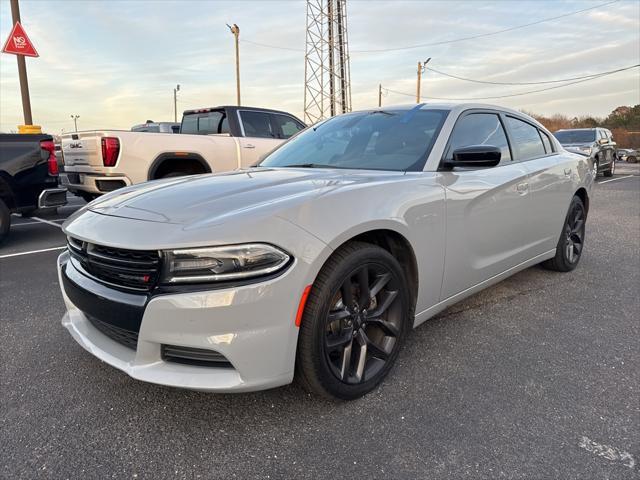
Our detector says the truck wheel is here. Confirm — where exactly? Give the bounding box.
[79,192,97,203]
[0,198,11,245]
[161,171,189,179]
[603,159,615,177]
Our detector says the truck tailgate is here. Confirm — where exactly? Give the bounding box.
[61,132,105,168]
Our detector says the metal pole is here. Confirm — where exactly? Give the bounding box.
[378,84,382,107]
[174,88,177,122]
[10,0,33,125]
[70,115,79,132]
[416,61,422,104]
[228,24,241,106]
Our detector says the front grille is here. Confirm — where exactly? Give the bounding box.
[88,315,138,350]
[67,236,161,292]
[161,345,233,368]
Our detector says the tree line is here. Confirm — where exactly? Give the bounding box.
[528,105,640,149]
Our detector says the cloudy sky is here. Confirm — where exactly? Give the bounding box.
[0,0,638,133]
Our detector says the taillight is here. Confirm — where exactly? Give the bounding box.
[101,137,120,167]
[40,139,58,176]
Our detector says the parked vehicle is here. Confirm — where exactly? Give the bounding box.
[131,121,180,133]
[554,127,617,177]
[617,148,638,163]
[0,133,67,243]
[60,106,306,202]
[58,103,593,400]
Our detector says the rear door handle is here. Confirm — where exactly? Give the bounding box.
[516,182,529,194]
[243,144,256,149]
[564,167,572,176]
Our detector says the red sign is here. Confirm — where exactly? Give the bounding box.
[2,22,39,57]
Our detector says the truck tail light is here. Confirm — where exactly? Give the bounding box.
[101,137,120,167]
[40,139,58,176]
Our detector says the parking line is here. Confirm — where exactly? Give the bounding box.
[0,246,66,259]
[10,221,43,227]
[31,216,63,229]
[599,175,635,184]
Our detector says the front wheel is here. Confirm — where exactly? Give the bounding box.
[603,159,615,177]
[542,196,586,272]
[0,198,11,245]
[296,242,410,400]
[627,155,637,164]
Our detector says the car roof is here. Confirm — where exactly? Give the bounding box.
[555,128,597,132]
[183,105,301,116]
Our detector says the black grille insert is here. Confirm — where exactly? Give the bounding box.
[161,345,233,368]
[67,237,160,292]
[88,315,139,350]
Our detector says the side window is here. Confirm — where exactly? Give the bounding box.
[539,130,553,154]
[505,116,546,161]
[272,114,305,139]
[240,111,274,138]
[220,115,230,134]
[447,113,511,163]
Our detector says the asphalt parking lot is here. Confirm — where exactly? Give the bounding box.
[1,164,638,479]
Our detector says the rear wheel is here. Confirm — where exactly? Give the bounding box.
[603,158,615,177]
[627,155,637,164]
[296,242,410,400]
[160,171,189,179]
[542,196,586,272]
[0,198,11,245]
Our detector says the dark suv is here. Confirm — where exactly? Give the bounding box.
[554,128,617,177]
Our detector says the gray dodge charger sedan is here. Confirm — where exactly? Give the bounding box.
[58,103,594,400]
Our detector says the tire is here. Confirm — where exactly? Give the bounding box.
[542,196,586,272]
[79,192,97,203]
[21,207,37,218]
[628,156,637,164]
[593,157,599,177]
[603,159,615,177]
[161,171,189,179]
[0,198,11,245]
[295,241,411,400]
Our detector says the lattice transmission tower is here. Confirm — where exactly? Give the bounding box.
[303,0,352,124]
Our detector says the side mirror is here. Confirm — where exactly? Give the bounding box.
[598,138,608,145]
[445,145,501,169]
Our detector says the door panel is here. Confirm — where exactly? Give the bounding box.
[521,155,570,254]
[440,162,532,299]
[237,137,282,167]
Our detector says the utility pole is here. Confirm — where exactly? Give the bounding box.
[416,57,431,103]
[227,23,241,106]
[70,115,79,132]
[378,84,382,107]
[10,0,33,125]
[173,84,180,122]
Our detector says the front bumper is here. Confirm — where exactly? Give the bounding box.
[60,172,131,194]
[57,251,306,392]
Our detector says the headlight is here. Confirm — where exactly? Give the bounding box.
[162,243,291,284]
[578,146,592,155]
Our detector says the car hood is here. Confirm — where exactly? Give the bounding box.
[86,168,405,226]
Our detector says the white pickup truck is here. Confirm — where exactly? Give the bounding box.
[60,105,306,201]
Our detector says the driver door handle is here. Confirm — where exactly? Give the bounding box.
[243,144,256,149]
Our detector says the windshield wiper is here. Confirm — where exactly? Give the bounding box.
[283,163,335,168]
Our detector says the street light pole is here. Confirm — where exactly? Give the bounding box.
[10,0,33,125]
[378,84,382,108]
[227,23,241,106]
[70,115,79,132]
[173,84,180,122]
[416,57,431,103]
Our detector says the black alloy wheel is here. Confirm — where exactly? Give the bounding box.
[542,195,586,272]
[296,242,409,400]
[324,263,402,384]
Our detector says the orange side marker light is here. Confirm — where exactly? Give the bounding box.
[295,285,312,327]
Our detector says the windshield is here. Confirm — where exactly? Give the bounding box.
[258,108,449,171]
[554,130,596,144]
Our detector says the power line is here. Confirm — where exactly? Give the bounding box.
[425,64,640,86]
[382,64,639,101]
[240,0,620,54]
